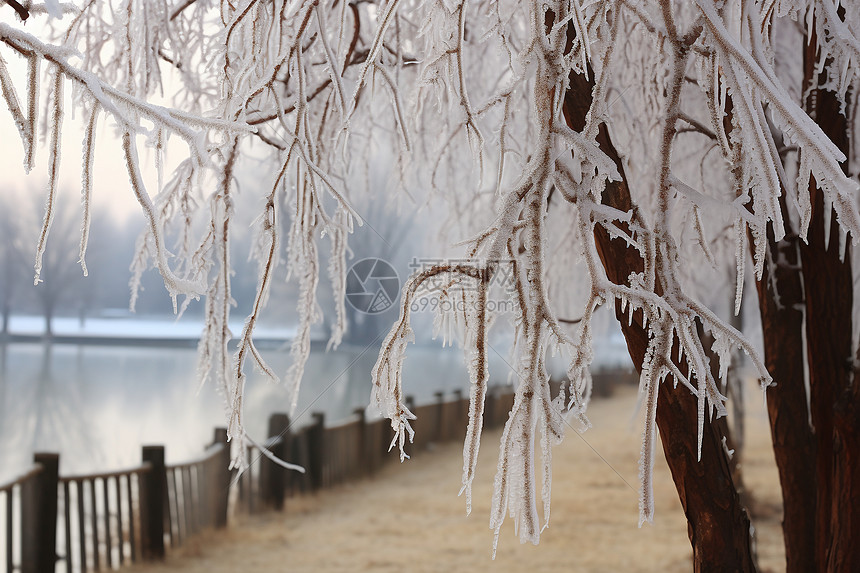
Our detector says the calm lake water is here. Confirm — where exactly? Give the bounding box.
[0,339,508,482]
[0,311,632,483]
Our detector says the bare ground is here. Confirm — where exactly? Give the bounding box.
[129,384,785,572]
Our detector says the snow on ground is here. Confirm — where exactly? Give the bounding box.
[126,383,784,573]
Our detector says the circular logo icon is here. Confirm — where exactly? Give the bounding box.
[345,258,400,314]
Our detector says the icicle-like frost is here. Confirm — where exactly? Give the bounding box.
[539,356,567,533]
[808,0,860,110]
[733,217,746,316]
[234,194,281,394]
[34,70,63,285]
[0,52,31,161]
[697,0,860,243]
[314,5,347,123]
[123,131,206,302]
[283,167,323,417]
[638,367,660,527]
[459,281,489,514]
[79,103,99,276]
[325,210,349,351]
[6,0,855,557]
[490,385,539,554]
[692,206,716,267]
[349,0,403,114]
[371,307,417,462]
[25,53,38,173]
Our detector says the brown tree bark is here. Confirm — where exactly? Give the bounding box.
[560,41,756,571]
[831,347,860,573]
[800,170,855,572]
[736,88,817,572]
[752,214,817,573]
[801,23,859,571]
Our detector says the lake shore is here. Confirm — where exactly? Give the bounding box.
[127,384,785,573]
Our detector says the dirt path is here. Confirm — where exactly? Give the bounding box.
[129,385,784,572]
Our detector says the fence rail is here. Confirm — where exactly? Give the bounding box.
[0,429,232,573]
[0,375,638,573]
[237,384,521,517]
[57,461,151,573]
[1,464,48,573]
[163,431,231,552]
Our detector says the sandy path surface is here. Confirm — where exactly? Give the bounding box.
[129,385,784,572]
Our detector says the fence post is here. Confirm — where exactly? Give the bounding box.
[261,414,290,510]
[434,391,445,442]
[353,408,366,478]
[380,413,391,464]
[140,446,166,560]
[453,389,465,440]
[308,413,325,490]
[485,387,497,428]
[213,428,231,528]
[291,431,311,494]
[22,453,59,573]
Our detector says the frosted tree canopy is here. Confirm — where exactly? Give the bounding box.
[1,0,858,552]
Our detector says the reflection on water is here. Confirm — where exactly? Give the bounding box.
[0,341,487,482]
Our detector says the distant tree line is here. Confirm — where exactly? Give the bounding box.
[0,190,272,336]
[0,189,417,341]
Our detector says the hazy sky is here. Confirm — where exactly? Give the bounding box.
[0,15,197,228]
[0,88,164,225]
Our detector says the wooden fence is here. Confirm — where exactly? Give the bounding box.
[236,385,518,515]
[1,428,231,573]
[233,374,635,513]
[2,378,635,572]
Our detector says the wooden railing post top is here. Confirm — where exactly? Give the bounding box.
[312,412,325,425]
[268,413,290,437]
[214,427,228,445]
[140,446,166,560]
[434,391,444,401]
[29,453,60,573]
[32,452,60,476]
[141,446,166,468]
[353,407,366,421]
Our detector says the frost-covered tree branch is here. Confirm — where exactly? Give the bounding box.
[3,0,859,560]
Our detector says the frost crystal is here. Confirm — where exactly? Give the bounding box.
[4,0,857,554]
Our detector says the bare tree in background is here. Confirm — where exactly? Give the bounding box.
[0,197,25,335]
[0,191,98,336]
[1,1,859,569]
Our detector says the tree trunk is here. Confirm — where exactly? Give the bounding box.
[43,304,54,338]
[752,215,817,573]
[799,179,855,572]
[801,24,859,571]
[831,348,860,572]
[561,49,756,572]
